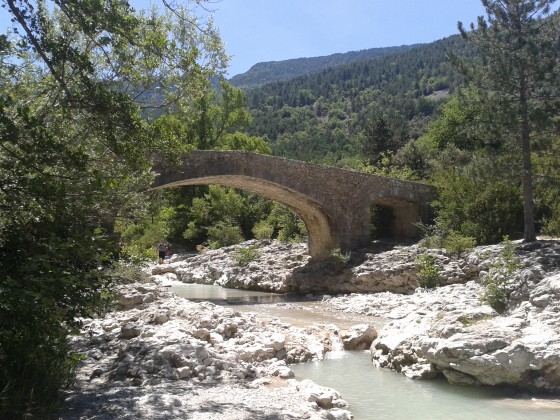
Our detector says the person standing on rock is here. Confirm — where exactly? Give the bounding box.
[157,239,168,264]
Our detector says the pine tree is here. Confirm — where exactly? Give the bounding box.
[458,0,560,242]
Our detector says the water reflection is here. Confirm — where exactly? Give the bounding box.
[166,282,382,329]
[168,282,306,305]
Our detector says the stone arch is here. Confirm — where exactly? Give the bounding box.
[152,175,338,259]
[152,151,437,259]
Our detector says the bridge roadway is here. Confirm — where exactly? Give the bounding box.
[152,151,437,259]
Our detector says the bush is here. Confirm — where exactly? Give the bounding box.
[116,207,172,252]
[418,223,446,249]
[330,248,351,266]
[252,220,274,239]
[207,221,244,248]
[0,228,117,418]
[442,231,477,254]
[416,252,440,288]
[268,205,308,243]
[481,236,522,313]
[233,245,261,266]
[109,260,151,284]
[432,171,523,244]
[418,224,476,254]
[0,325,81,419]
[119,243,157,265]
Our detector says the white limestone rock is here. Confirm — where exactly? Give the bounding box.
[340,324,377,351]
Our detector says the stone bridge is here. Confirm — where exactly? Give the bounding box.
[152,151,437,259]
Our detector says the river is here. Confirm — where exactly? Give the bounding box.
[168,282,560,419]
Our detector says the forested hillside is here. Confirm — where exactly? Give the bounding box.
[228,44,418,88]
[243,35,478,165]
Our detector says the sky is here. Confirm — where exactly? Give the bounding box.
[1,0,489,77]
[207,0,488,77]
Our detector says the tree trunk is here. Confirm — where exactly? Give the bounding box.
[519,77,536,242]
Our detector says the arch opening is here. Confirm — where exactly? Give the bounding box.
[370,197,422,240]
[152,175,339,259]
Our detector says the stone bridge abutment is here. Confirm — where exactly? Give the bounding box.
[152,151,437,259]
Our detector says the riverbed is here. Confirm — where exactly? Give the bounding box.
[169,282,560,420]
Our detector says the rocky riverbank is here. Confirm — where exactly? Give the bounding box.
[62,238,560,418]
[60,281,364,419]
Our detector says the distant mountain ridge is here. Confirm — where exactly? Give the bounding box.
[228,44,423,89]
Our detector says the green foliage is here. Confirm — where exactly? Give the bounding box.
[268,205,308,243]
[457,315,475,326]
[245,35,472,166]
[182,79,255,150]
[360,114,395,165]
[417,223,446,249]
[108,260,152,284]
[419,88,504,152]
[117,206,173,255]
[416,252,440,288]
[392,140,431,179]
[252,220,275,240]
[442,231,477,255]
[534,136,560,237]
[161,186,307,251]
[207,221,245,248]
[329,248,351,266]
[540,201,560,237]
[218,132,271,154]
[457,0,560,241]
[0,323,81,419]
[431,170,523,244]
[0,1,227,417]
[233,245,262,267]
[420,224,477,255]
[481,237,523,313]
[230,44,418,88]
[181,186,259,246]
[361,151,419,181]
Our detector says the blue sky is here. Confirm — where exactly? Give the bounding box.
[1,0,488,77]
[207,0,488,77]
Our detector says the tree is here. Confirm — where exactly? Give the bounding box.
[360,114,393,165]
[458,0,560,242]
[0,1,226,416]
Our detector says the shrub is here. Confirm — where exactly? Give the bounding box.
[252,220,274,240]
[330,248,351,266]
[442,231,477,254]
[418,223,446,249]
[432,171,523,245]
[116,207,172,252]
[207,221,244,248]
[0,325,81,419]
[109,260,151,284]
[233,245,261,267]
[481,236,522,313]
[119,243,157,265]
[416,252,440,288]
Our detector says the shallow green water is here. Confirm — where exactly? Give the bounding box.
[169,282,560,420]
[292,351,560,420]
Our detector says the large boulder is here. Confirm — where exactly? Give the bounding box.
[371,273,560,392]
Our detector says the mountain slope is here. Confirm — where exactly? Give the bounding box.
[228,44,421,89]
[241,35,477,165]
